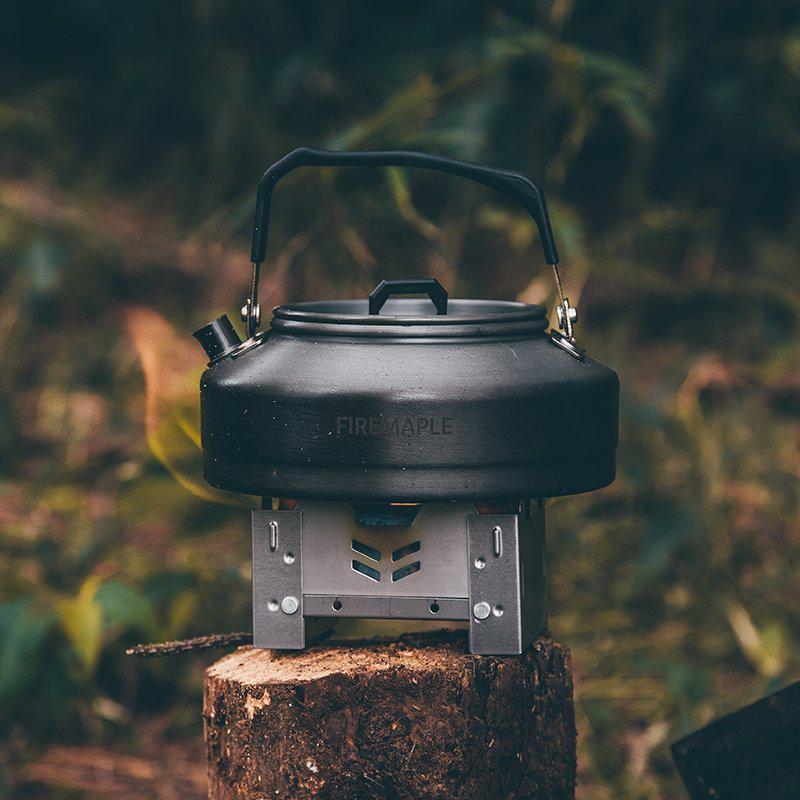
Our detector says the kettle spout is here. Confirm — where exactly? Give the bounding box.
[193,315,242,363]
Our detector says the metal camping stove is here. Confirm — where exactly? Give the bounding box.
[249,499,546,654]
[193,148,619,655]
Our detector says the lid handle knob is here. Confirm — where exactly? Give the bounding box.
[368,278,448,316]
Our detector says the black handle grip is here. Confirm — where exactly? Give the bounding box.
[368,278,448,316]
[250,147,559,266]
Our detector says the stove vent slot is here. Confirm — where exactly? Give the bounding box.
[352,559,381,582]
[392,541,421,562]
[391,561,421,582]
[351,539,381,562]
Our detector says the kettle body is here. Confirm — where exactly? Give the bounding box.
[195,148,618,502]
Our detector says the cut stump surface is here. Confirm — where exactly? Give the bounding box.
[204,632,575,799]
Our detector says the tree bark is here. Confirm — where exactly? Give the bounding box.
[203,632,576,800]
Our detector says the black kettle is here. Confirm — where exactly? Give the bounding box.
[193,148,618,502]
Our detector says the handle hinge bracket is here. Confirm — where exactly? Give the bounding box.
[548,268,585,360]
[242,267,262,339]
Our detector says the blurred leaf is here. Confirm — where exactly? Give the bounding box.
[604,84,654,140]
[781,33,800,79]
[124,307,250,507]
[164,590,199,640]
[726,602,789,679]
[325,74,439,150]
[578,48,651,92]
[56,576,103,676]
[485,29,552,62]
[547,200,586,263]
[639,505,697,577]
[95,580,156,635]
[384,167,442,243]
[664,661,710,708]
[476,206,537,250]
[487,30,651,91]
[0,600,53,709]
[24,237,62,297]
[143,571,198,605]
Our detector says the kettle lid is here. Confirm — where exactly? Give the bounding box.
[271,278,549,339]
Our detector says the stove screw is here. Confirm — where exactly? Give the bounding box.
[281,596,299,615]
[473,601,491,620]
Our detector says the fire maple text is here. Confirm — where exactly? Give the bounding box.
[335,416,455,436]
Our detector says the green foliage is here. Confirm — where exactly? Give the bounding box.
[0,601,53,710]
[1,1,800,797]
[57,577,105,677]
[54,577,157,676]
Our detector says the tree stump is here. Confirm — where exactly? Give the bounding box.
[203,632,576,800]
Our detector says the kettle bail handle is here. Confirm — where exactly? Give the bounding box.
[368,278,448,316]
[245,148,577,350]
